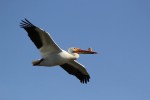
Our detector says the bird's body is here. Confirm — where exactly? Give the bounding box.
[35,50,78,66]
[20,19,97,84]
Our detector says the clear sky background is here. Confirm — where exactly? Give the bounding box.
[0,0,150,100]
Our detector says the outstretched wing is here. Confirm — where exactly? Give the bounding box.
[20,19,62,57]
[60,60,90,84]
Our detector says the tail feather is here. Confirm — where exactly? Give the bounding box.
[32,58,44,66]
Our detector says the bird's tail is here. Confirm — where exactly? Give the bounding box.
[32,59,44,66]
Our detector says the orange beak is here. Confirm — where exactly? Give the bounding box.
[74,48,97,54]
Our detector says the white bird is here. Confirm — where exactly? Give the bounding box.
[20,19,97,84]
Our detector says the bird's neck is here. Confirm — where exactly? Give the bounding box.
[71,53,79,60]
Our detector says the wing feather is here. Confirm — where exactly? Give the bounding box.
[60,60,90,84]
[20,19,62,57]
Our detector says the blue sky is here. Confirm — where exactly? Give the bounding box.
[0,0,150,100]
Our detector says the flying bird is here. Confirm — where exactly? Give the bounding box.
[20,19,97,84]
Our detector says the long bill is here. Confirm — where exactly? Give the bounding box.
[74,48,97,54]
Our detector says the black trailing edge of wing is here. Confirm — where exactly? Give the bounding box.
[60,63,90,84]
[20,19,43,49]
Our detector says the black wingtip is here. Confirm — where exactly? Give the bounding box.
[24,18,33,24]
[80,75,90,84]
[20,18,35,28]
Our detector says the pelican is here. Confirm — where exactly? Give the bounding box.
[20,19,97,84]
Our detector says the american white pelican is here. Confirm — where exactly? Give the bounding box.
[20,19,97,84]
